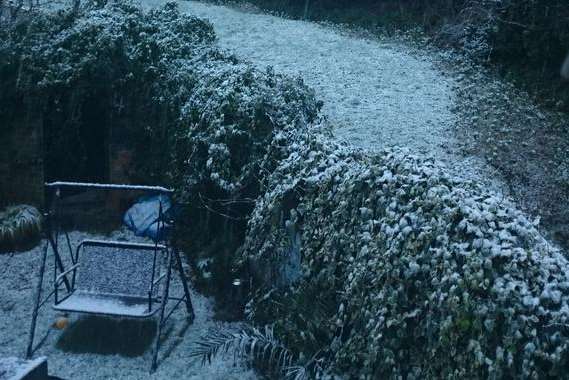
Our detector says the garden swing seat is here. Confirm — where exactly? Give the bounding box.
[26,182,195,372]
[52,239,166,318]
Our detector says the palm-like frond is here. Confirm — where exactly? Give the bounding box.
[190,324,308,380]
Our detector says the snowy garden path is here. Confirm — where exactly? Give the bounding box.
[144,0,458,157]
[141,0,506,191]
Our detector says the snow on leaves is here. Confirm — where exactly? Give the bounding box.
[241,137,569,378]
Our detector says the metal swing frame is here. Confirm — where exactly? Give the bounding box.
[25,181,195,372]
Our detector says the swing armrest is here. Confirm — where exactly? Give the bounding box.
[56,263,80,286]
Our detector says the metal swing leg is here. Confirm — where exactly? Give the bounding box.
[173,246,194,320]
[151,248,173,372]
[26,213,68,358]
[26,240,49,359]
[47,233,71,291]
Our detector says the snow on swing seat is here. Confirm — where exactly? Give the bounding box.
[54,291,158,318]
[53,239,166,318]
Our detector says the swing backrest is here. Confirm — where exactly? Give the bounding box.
[75,240,166,299]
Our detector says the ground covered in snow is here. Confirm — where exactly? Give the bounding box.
[188,2,458,155]
[0,230,257,379]
[143,1,456,155]
[142,0,566,251]
[0,356,46,379]
[139,0,507,197]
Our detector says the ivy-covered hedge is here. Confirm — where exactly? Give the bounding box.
[241,135,569,378]
[0,1,217,182]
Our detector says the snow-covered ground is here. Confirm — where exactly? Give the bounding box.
[145,0,456,154]
[140,0,507,193]
[0,230,257,379]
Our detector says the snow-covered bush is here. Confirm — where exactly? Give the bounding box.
[0,1,215,88]
[0,205,41,251]
[167,57,321,204]
[240,135,569,378]
[434,0,501,61]
[164,53,322,294]
[0,1,217,181]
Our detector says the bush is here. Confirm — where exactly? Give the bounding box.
[240,136,569,378]
[0,205,41,251]
[0,1,216,182]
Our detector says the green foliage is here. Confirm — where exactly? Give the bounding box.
[239,134,569,378]
[0,205,41,251]
[190,325,307,379]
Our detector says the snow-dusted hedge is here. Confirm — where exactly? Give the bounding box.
[171,59,321,201]
[1,0,321,279]
[0,1,215,88]
[241,135,569,378]
[1,0,320,197]
[0,1,219,181]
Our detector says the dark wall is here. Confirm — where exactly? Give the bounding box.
[43,88,110,185]
[0,91,45,208]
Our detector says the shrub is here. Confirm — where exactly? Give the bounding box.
[0,205,41,251]
[240,136,569,378]
[0,1,216,182]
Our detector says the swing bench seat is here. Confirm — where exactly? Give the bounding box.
[27,182,195,372]
[53,239,167,319]
[53,291,158,318]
